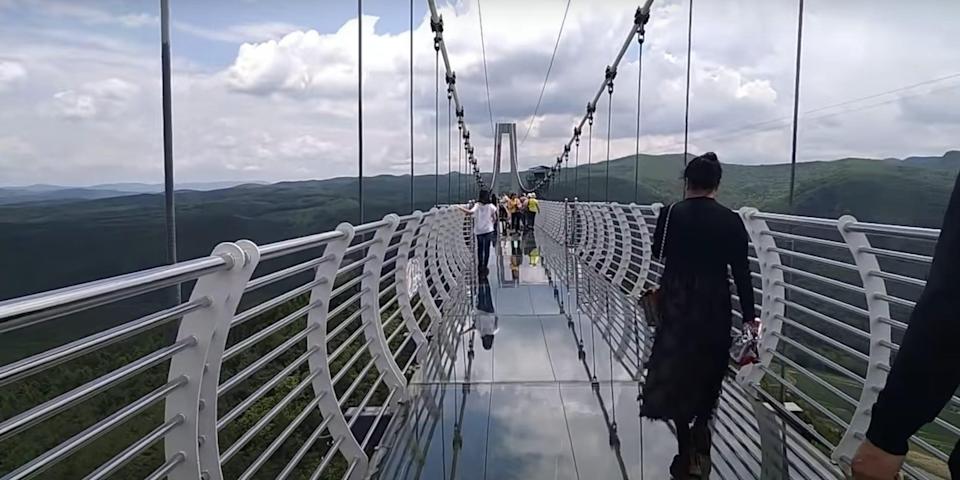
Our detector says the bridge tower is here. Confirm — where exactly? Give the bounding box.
[491,122,519,194]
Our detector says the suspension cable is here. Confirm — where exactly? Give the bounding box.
[409,0,415,211]
[788,0,805,208]
[432,16,442,207]
[604,67,615,202]
[358,0,364,223]
[448,77,454,204]
[458,113,464,203]
[476,0,496,136]
[519,0,573,146]
[681,0,693,192]
[586,104,594,202]
[537,1,652,195]
[633,13,646,204]
[574,129,581,199]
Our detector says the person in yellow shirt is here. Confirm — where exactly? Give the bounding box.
[526,193,540,230]
[506,193,521,232]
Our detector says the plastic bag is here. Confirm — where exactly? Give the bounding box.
[730,320,761,367]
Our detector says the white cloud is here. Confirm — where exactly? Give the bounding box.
[0,60,26,90]
[1,0,959,186]
[50,90,97,120]
[25,1,156,28]
[47,78,140,121]
[174,20,308,44]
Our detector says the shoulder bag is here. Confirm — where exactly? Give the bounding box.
[639,204,673,328]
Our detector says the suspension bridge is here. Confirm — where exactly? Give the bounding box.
[0,0,957,479]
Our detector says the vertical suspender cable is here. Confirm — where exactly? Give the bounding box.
[574,133,580,200]
[519,0,573,146]
[409,0,415,211]
[604,72,614,203]
[448,90,452,204]
[435,47,440,207]
[784,2,804,452]
[681,0,693,193]
[586,112,594,202]
[633,35,644,203]
[357,0,365,224]
[458,122,463,203]
[159,0,179,305]
[476,0,495,136]
[788,0,805,208]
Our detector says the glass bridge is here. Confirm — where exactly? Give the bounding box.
[0,201,953,479]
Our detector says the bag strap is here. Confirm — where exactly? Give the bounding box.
[659,203,674,268]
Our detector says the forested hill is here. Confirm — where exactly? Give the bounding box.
[1,152,957,301]
[538,151,959,228]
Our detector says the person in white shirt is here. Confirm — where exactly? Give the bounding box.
[457,189,499,275]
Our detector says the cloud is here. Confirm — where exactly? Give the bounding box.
[50,90,97,120]
[174,20,308,44]
[19,1,156,28]
[0,60,26,90]
[47,78,140,121]
[1,0,960,186]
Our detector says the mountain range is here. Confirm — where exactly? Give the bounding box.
[1,151,957,303]
[0,181,268,205]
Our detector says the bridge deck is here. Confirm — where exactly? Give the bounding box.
[373,229,841,479]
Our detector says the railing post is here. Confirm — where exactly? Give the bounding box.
[834,215,893,465]
[629,203,652,296]
[164,241,260,480]
[304,223,367,476]
[736,207,785,387]
[647,203,663,288]
[395,212,428,353]
[416,210,444,338]
[611,203,633,288]
[430,209,452,303]
[361,214,408,402]
[598,203,618,279]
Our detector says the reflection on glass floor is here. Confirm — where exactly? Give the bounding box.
[373,230,841,479]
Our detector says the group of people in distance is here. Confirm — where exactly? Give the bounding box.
[499,191,539,233]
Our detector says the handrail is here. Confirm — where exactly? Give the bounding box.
[0,255,230,333]
[0,206,469,480]
[1,201,954,479]
[537,200,954,479]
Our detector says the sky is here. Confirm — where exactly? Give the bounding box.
[0,0,958,186]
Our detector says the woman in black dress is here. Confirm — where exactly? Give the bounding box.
[640,152,757,478]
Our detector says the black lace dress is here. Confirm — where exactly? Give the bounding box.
[640,197,756,422]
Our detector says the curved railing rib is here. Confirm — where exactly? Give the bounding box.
[0,207,470,479]
[0,200,954,479]
[536,200,953,480]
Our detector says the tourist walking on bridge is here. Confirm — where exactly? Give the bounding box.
[640,152,758,479]
[527,193,540,230]
[458,189,498,276]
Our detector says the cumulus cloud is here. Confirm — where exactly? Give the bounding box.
[174,21,309,44]
[1,0,959,186]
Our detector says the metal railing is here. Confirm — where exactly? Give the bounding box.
[0,207,472,480]
[1,199,954,479]
[536,199,953,479]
